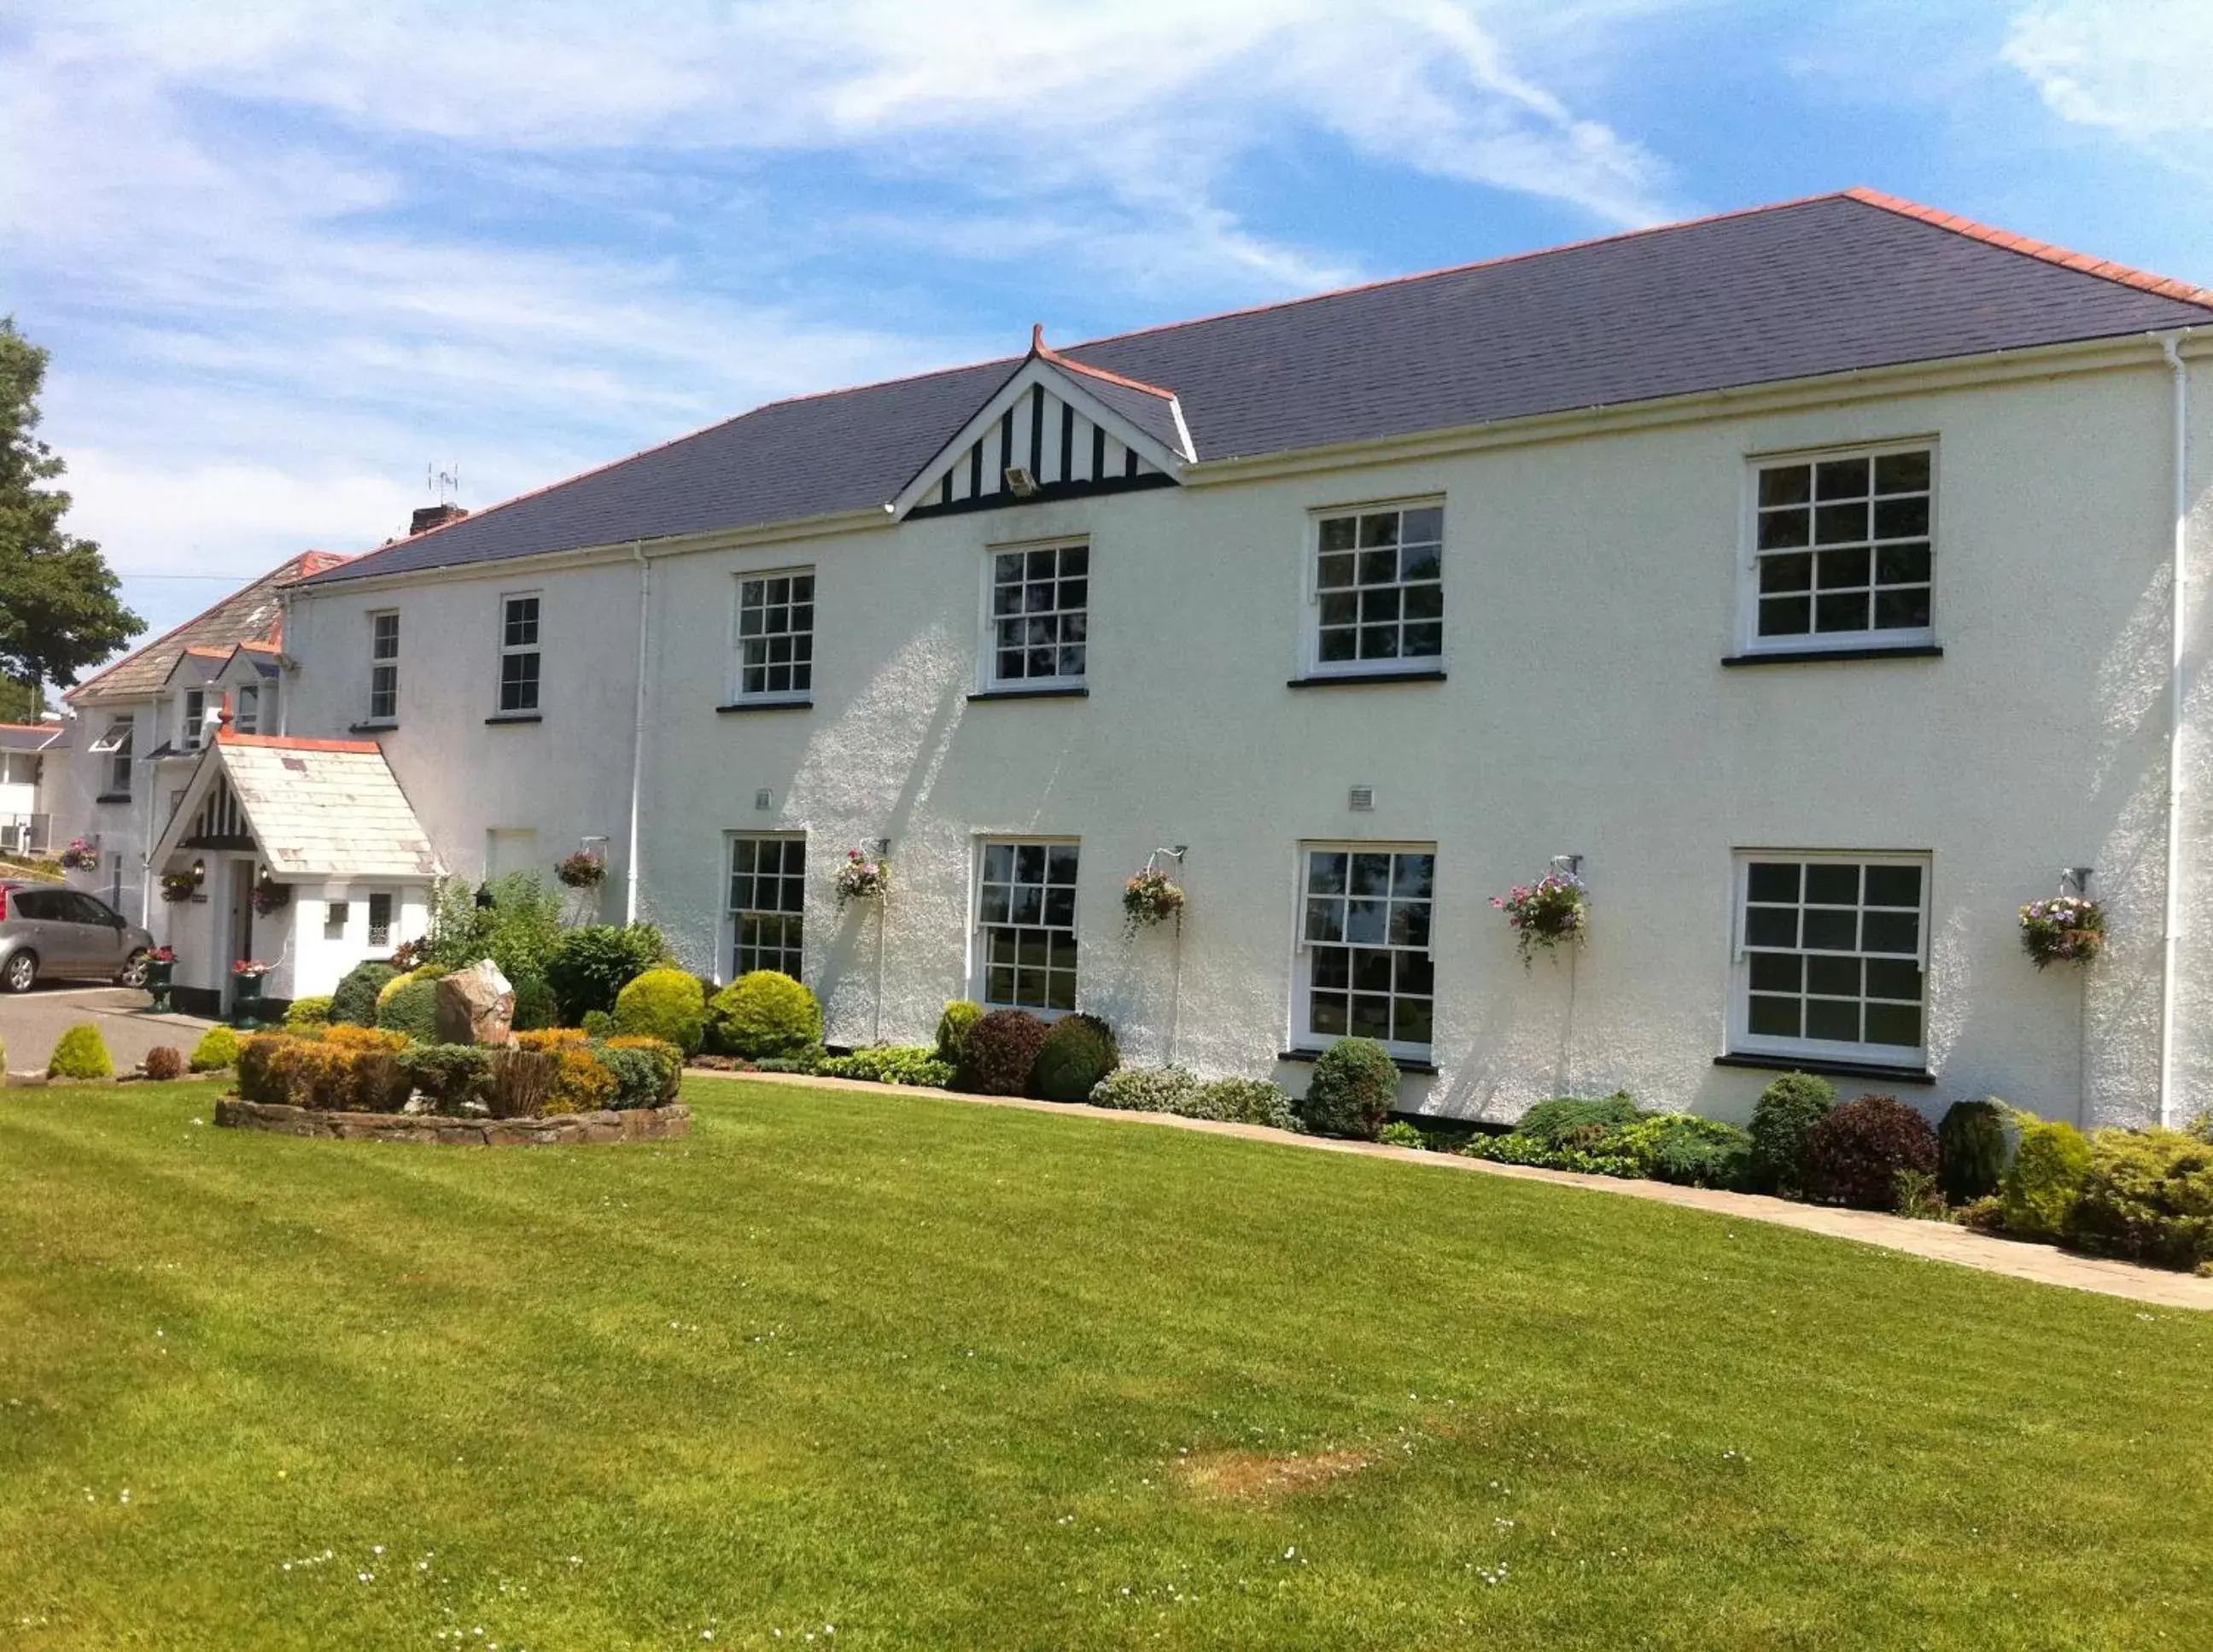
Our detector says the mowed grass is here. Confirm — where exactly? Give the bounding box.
[3,1082,2210,1649]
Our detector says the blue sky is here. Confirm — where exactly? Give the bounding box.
[3,0,2210,660]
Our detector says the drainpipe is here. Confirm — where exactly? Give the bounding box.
[2158,331,2193,1128]
[623,541,650,925]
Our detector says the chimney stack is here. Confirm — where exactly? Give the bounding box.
[410,502,469,536]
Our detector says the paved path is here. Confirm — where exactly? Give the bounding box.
[711,1069,2213,1313]
[1,986,217,1077]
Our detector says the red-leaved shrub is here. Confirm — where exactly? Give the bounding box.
[956,1009,1051,1096]
[1801,1095,1939,1210]
[142,1045,185,1082]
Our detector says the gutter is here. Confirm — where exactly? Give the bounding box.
[623,541,650,925]
[2158,331,2196,1129]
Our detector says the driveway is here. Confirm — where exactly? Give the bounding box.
[1,985,218,1077]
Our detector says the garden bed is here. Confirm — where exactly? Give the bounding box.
[213,1096,690,1146]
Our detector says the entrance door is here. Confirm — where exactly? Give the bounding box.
[225,860,255,1011]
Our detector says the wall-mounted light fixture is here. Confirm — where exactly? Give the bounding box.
[1003,465,1038,499]
[189,858,206,885]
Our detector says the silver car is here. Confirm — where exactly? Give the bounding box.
[0,882,155,992]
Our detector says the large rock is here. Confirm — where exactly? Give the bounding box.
[435,959,515,1047]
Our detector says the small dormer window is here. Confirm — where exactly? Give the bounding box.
[234,686,260,735]
[183,689,207,748]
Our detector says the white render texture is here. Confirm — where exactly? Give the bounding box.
[282,347,2213,1127]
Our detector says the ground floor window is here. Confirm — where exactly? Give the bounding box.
[1293,844,1435,1058]
[366,892,394,950]
[1733,852,1928,1063]
[977,839,1078,1011]
[729,834,805,978]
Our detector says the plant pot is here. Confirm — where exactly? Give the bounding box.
[146,959,175,1014]
[231,972,266,1030]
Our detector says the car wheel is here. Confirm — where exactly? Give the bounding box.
[2,951,37,993]
[118,949,150,989]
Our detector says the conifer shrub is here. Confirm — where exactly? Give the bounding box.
[283,995,334,1029]
[613,967,708,1056]
[599,1036,683,1107]
[48,1023,114,1081]
[1938,1098,2011,1203]
[1749,1071,1836,1194]
[935,1001,984,1065]
[189,1024,241,1072]
[2002,1117,2094,1240]
[141,1045,185,1082]
[2068,1128,2213,1271]
[511,975,559,1032]
[330,960,397,1027]
[400,1044,494,1114]
[956,1008,1051,1096]
[375,976,441,1044]
[1512,1093,1645,1150]
[1297,1037,1399,1140]
[1031,1012,1119,1103]
[543,923,670,1024]
[705,971,823,1059]
[1187,1075,1298,1130]
[1617,1112,1755,1190]
[1799,1095,1939,1210]
[1089,1065,1200,1113]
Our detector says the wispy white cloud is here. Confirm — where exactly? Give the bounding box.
[2003,0,2213,142]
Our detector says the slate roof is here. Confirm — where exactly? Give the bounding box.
[301,190,2213,588]
[168,733,440,881]
[68,552,352,702]
[0,723,66,752]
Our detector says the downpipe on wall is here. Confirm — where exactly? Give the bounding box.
[2158,331,2194,1129]
[624,541,650,926]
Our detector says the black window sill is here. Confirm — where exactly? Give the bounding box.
[1714,1053,1936,1086]
[1288,669,1447,689]
[484,712,544,726]
[1721,645,1943,668]
[1278,1047,1438,1076]
[95,793,131,805]
[348,721,397,735]
[966,686,1089,703]
[715,699,813,715]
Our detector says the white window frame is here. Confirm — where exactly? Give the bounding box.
[972,836,1081,1013]
[365,891,394,952]
[1289,840,1437,1061]
[1303,497,1445,679]
[497,592,542,714]
[726,831,808,980]
[233,684,260,735]
[367,610,400,724]
[1727,849,1932,1068]
[1736,439,1937,657]
[980,538,1089,693]
[181,688,207,749]
[731,569,816,704]
[90,717,133,795]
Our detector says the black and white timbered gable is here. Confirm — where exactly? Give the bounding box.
[893,328,1196,519]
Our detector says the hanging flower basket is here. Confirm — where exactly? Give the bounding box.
[1122,866,1185,935]
[556,849,607,889]
[58,838,98,871]
[2019,895,2104,970]
[1492,873,1588,966]
[160,871,200,904]
[834,848,889,908]
[248,880,291,916]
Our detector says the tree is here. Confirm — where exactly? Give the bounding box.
[0,318,142,694]
[0,674,47,723]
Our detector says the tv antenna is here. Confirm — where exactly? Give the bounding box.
[427,463,461,505]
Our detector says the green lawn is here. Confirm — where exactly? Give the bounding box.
[3,1081,2210,1649]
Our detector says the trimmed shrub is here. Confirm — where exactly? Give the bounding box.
[1031,1012,1119,1104]
[142,1045,185,1082]
[1617,1113,1754,1189]
[377,964,445,1008]
[48,1023,113,1080]
[511,974,559,1032]
[241,1034,411,1112]
[330,960,397,1027]
[375,975,441,1044]
[543,923,670,1024]
[1185,1076,1298,1130]
[190,1024,241,1072]
[1090,1065,1200,1112]
[2003,1118,2093,1240]
[544,1048,619,1116]
[1749,1071,1836,1194]
[581,1009,614,1037]
[322,1024,411,1054]
[613,967,708,1056]
[1513,1093,1644,1150]
[1938,1099,2011,1203]
[2068,1129,2213,1270]
[1800,1095,1939,1210]
[283,995,334,1029]
[935,1001,984,1065]
[1298,1038,1398,1140]
[599,1036,683,1108]
[400,1044,494,1114]
[705,971,823,1059]
[235,1034,293,1104]
[517,1027,590,1052]
[816,1047,955,1088]
[957,1008,1051,1096]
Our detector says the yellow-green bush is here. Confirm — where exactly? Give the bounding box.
[283,995,334,1029]
[2002,1118,2093,1240]
[706,971,821,1059]
[189,1024,240,1072]
[2069,1128,2213,1271]
[375,975,441,1044]
[613,967,707,1056]
[48,1023,114,1081]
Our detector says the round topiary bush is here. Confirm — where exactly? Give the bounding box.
[1799,1095,1939,1210]
[1749,1070,1836,1195]
[283,995,334,1029]
[1031,1012,1119,1103]
[47,1023,114,1081]
[1938,1098,2011,1203]
[190,1024,240,1072]
[142,1045,186,1082]
[614,966,709,1056]
[936,1000,984,1065]
[1089,1065,1199,1112]
[375,976,442,1044]
[2002,1118,2093,1240]
[511,974,560,1032]
[956,1008,1050,1095]
[705,971,823,1059]
[330,960,397,1027]
[1298,1037,1398,1140]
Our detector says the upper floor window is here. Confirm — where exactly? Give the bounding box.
[182,689,207,749]
[989,542,1086,691]
[499,594,540,713]
[1293,844,1434,1059]
[89,717,133,796]
[1748,447,1933,651]
[234,685,260,735]
[734,570,814,702]
[1732,852,1928,1065]
[976,838,1078,1011]
[1311,504,1443,674]
[368,611,400,723]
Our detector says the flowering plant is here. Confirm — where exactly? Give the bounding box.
[231,959,272,978]
[1492,873,1588,966]
[388,937,427,972]
[556,849,606,888]
[58,838,98,871]
[248,881,292,915]
[160,871,200,903]
[148,946,176,964]
[1122,866,1185,934]
[834,848,889,907]
[2019,895,2104,970]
